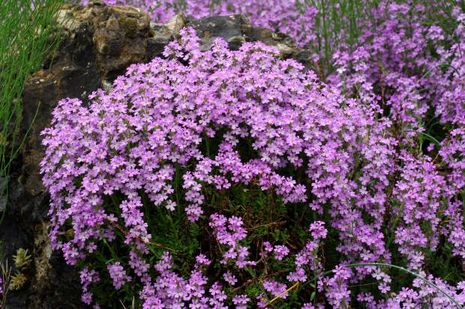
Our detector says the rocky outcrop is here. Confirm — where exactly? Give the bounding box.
[4,3,304,307]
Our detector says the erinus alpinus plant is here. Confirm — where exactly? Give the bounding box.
[40,24,465,307]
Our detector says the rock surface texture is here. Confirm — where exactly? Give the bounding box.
[4,3,303,307]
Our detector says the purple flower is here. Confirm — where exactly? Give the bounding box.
[107,262,131,289]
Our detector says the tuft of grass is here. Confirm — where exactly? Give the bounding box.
[0,0,63,212]
[0,259,12,307]
[302,0,377,78]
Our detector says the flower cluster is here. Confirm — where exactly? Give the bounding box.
[42,0,465,307]
[42,28,397,306]
[80,267,100,305]
[209,214,255,268]
[107,262,131,289]
[331,3,465,138]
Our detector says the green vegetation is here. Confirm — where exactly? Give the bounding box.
[302,0,376,77]
[0,0,63,208]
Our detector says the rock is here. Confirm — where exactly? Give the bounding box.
[185,14,302,56]
[11,3,306,307]
[60,4,155,81]
[149,14,186,56]
[187,14,248,50]
[22,3,159,201]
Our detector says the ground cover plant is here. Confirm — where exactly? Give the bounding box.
[42,0,465,307]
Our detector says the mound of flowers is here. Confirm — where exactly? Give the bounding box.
[41,26,465,308]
